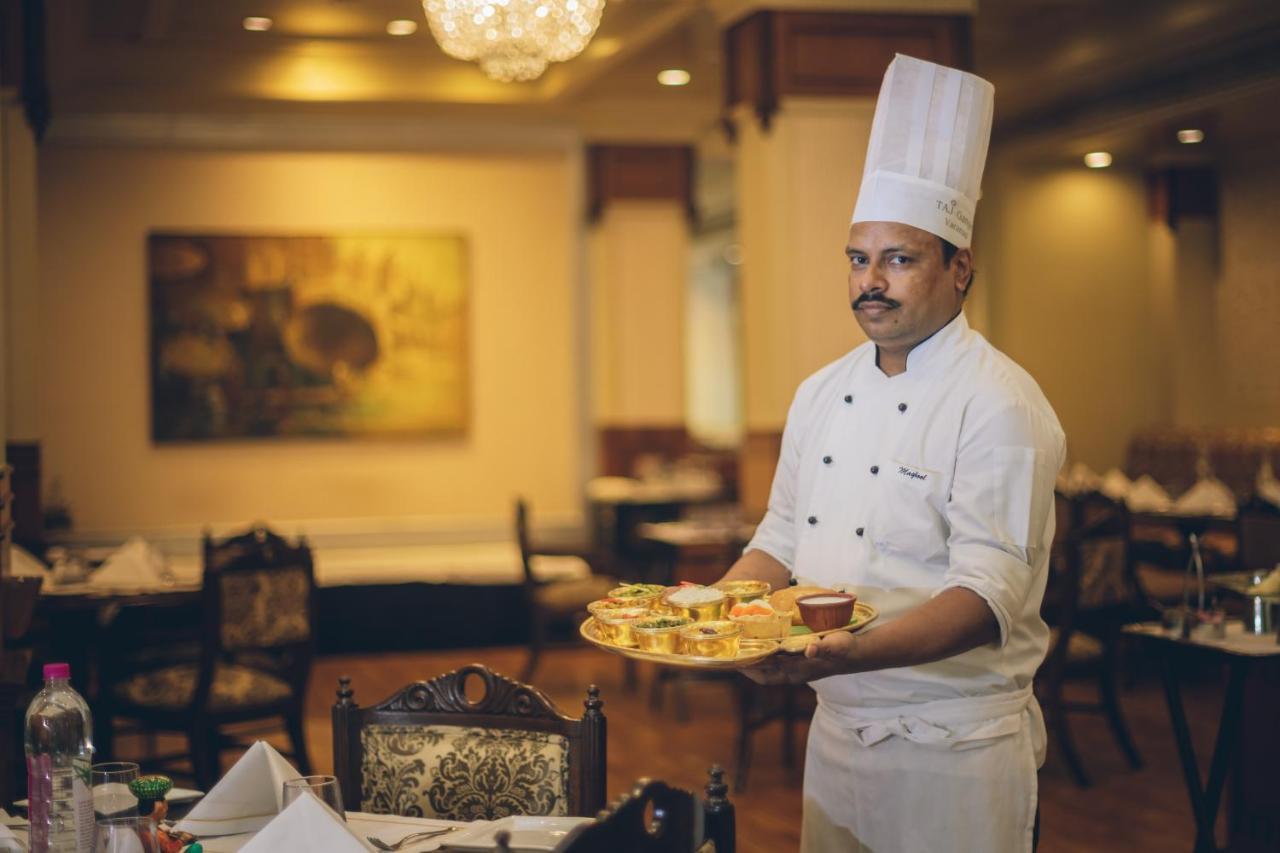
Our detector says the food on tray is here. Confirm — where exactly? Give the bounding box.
[715,579,772,610]
[728,599,792,639]
[587,597,635,615]
[679,620,743,659]
[662,584,727,621]
[609,583,666,599]
[770,586,840,624]
[1247,566,1280,596]
[796,593,857,632]
[633,616,694,653]
[593,606,653,647]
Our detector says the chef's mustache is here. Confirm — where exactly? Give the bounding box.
[852,292,901,310]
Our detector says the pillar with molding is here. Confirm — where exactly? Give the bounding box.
[586,144,696,477]
[722,5,973,515]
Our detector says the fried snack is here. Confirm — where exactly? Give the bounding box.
[769,586,839,624]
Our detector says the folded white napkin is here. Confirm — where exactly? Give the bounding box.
[175,741,300,836]
[1100,469,1133,501]
[239,791,372,852]
[1057,462,1102,496]
[0,823,21,852]
[1257,459,1280,509]
[90,537,169,588]
[1126,475,1172,513]
[1172,477,1237,518]
[10,544,47,578]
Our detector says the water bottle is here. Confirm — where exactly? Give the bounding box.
[25,663,95,852]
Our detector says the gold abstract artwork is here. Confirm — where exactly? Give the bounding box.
[149,233,468,441]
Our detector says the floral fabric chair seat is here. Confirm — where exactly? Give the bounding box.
[359,723,570,821]
[114,663,292,711]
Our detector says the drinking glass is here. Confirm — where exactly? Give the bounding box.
[282,775,345,821]
[92,762,140,819]
[94,815,156,853]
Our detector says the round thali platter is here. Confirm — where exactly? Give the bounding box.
[579,601,878,670]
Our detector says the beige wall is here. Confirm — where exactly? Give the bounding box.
[38,146,584,532]
[983,160,1165,471]
[1214,151,1280,427]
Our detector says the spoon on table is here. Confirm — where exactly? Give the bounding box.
[367,826,460,850]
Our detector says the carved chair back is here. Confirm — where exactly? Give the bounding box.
[332,664,606,822]
[552,766,735,853]
[198,525,316,707]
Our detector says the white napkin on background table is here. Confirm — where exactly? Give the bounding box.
[175,741,300,836]
[1172,476,1237,518]
[1257,459,1280,509]
[1126,475,1173,513]
[1100,469,1133,501]
[1057,461,1102,496]
[239,792,373,852]
[90,537,169,588]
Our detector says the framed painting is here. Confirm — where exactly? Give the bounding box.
[148,232,468,441]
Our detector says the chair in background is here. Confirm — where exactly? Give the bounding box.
[1038,496,1144,788]
[515,499,616,683]
[332,664,607,821]
[1237,496,1280,570]
[552,765,736,853]
[100,525,316,788]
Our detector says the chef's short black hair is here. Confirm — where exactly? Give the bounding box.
[939,237,975,295]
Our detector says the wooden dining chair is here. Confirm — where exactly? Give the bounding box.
[515,499,616,682]
[332,664,607,821]
[100,525,316,788]
[551,765,736,853]
[1038,495,1143,788]
[1238,496,1280,569]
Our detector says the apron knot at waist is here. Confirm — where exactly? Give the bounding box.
[820,685,1035,750]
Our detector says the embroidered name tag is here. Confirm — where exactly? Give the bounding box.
[896,465,929,482]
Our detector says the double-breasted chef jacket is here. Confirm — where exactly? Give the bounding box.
[747,310,1065,852]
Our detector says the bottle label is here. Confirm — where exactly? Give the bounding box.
[26,754,51,851]
[73,757,94,851]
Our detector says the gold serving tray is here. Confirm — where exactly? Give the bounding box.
[777,601,879,654]
[579,619,781,669]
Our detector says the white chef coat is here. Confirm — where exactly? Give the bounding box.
[746,310,1064,852]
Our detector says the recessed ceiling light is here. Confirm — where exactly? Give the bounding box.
[657,69,691,87]
[387,19,418,36]
[1176,128,1205,144]
[1083,151,1112,169]
[243,16,273,32]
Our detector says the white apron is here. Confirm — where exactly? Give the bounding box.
[801,688,1044,853]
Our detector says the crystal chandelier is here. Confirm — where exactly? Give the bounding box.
[422,0,606,83]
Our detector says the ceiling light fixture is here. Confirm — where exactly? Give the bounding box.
[243,16,273,32]
[657,68,691,87]
[421,0,606,82]
[1083,151,1112,169]
[1176,128,1205,144]
[387,19,419,36]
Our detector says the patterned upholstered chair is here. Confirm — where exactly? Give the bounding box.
[101,526,316,788]
[553,766,736,853]
[332,665,606,821]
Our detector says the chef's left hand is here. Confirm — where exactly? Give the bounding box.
[740,631,859,685]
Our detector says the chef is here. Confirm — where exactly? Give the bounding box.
[722,54,1065,852]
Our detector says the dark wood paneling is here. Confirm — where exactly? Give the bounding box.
[597,425,691,478]
[1148,167,1219,229]
[4,443,40,550]
[724,11,971,132]
[587,145,696,222]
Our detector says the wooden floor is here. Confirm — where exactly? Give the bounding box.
[311,645,1225,853]
[132,643,1228,852]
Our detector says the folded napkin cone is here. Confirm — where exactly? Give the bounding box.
[1100,469,1133,502]
[175,741,301,836]
[1257,459,1280,509]
[239,791,372,852]
[1172,477,1237,518]
[91,537,169,588]
[1126,476,1172,513]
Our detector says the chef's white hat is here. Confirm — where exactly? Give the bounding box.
[851,54,995,249]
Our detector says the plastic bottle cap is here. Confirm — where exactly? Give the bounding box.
[43,663,71,680]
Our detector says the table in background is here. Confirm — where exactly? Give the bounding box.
[1126,621,1280,853]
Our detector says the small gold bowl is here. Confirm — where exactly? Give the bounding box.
[715,579,772,611]
[594,607,653,647]
[632,616,694,654]
[679,620,743,659]
[587,598,634,618]
[662,587,727,622]
[608,584,666,610]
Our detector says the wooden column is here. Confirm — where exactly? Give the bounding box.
[723,9,972,515]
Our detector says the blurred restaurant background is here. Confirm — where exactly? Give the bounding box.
[1,0,1279,850]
